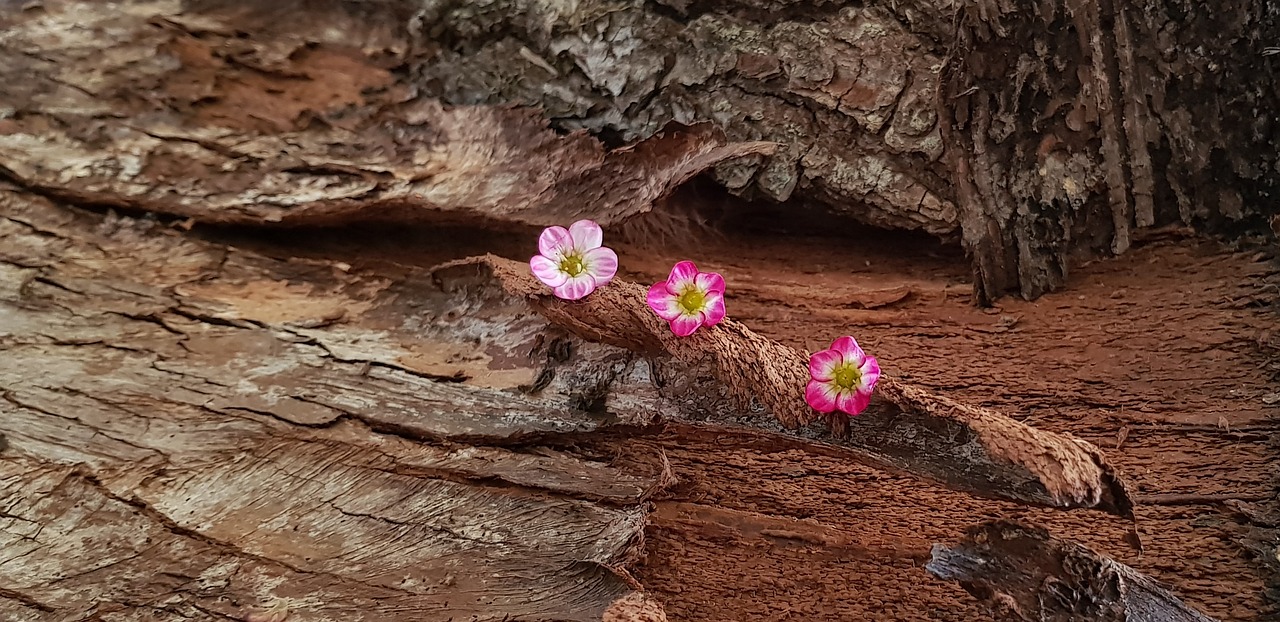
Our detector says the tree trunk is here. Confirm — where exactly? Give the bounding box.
[0,2,1265,620]
[5,0,1276,302]
[0,189,672,621]
[0,171,1195,622]
[210,0,1280,303]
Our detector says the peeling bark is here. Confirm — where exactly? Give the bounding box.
[0,189,669,621]
[927,521,1218,621]
[3,0,1275,303]
[0,182,1142,619]
[0,0,771,230]
[943,1,1280,302]
[0,0,1134,518]
[187,0,1280,301]
[3,179,1132,524]
[435,255,1133,515]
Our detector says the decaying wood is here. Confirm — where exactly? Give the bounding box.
[0,0,1134,517]
[0,182,1145,619]
[438,255,1133,515]
[926,521,1218,621]
[8,0,1275,305]
[186,0,1278,302]
[0,0,772,230]
[0,190,668,621]
[941,1,1280,302]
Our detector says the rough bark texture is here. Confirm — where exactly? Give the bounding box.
[0,1,1274,620]
[0,0,772,230]
[0,189,674,621]
[927,521,1220,621]
[0,183,1147,619]
[7,0,1276,303]
[174,0,1278,302]
[440,255,1133,515]
[0,0,1135,516]
[943,0,1280,302]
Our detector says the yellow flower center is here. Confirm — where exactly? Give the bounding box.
[558,253,586,277]
[676,287,706,314]
[832,363,862,391]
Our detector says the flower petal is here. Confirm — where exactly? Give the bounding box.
[829,336,866,366]
[694,271,725,294]
[538,225,573,258]
[530,255,568,288]
[582,246,618,285]
[646,282,683,320]
[836,390,872,416]
[702,291,726,326]
[804,380,839,413]
[858,355,881,389]
[669,312,705,337]
[808,349,843,382]
[665,260,699,293]
[568,219,604,250]
[552,274,597,300]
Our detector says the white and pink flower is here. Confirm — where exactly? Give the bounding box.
[646,260,726,337]
[529,220,619,300]
[805,336,881,416]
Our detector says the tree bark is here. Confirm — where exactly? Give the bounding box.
[0,189,673,621]
[3,0,1275,303]
[0,3,1262,620]
[927,521,1220,621]
[201,0,1280,302]
[0,180,1145,618]
[439,255,1133,515]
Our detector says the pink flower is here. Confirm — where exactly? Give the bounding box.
[646,260,726,337]
[529,220,619,300]
[805,336,881,416]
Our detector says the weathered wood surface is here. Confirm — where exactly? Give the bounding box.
[437,255,1134,516]
[5,0,1275,305]
[927,521,1219,621]
[0,0,1136,517]
[191,0,1280,302]
[0,183,1149,618]
[0,0,771,229]
[0,190,671,621]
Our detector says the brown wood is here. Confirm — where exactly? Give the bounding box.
[0,190,672,621]
[928,521,1219,621]
[438,255,1134,515]
[3,0,1274,305]
[0,183,1140,619]
[0,2,1273,620]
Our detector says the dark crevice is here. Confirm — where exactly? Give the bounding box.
[0,587,55,613]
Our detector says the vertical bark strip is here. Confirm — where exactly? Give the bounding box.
[943,0,1279,300]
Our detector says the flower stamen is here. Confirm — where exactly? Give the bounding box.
[832,364,861,391]
[676,287,706,314]
[558,254,586,277]
[804,336,881,416]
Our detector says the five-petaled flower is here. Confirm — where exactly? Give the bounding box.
[529,220,619,300]
[805,336,881,416]
[646,260,726,337]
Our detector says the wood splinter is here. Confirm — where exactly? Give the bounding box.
[434,256,1135,517]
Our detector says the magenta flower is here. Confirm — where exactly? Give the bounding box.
[646,260,726,337]
[805,336,881,416]
[529,220,619,300]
